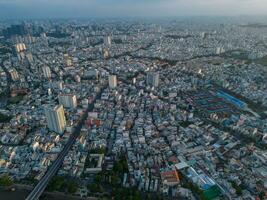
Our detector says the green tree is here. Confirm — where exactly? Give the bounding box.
[47,176,65,191]
[110,174,120,186]
[259,191,265,200]
[231,181,242,196]
[88,183,103,193]
[0,175,13,186]
[88,183,98,193]
[67,182,78,194]
[95,173,102,183]
[0,113,12,123]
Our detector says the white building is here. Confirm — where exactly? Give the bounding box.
[9,69,19,81]
[109,75,117,89]
[45,105,66,134]
[58,94,77,109]
[14,43,26,53]
[104,36,112,46]
[42,66,52,79]
[216,47,225,55]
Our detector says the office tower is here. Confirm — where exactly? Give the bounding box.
[9,69,19,81]
[146,72,159,87]
[45,105,66,134]
[42,66,52,79]
[58,94,77,109]
[109,75,117,89]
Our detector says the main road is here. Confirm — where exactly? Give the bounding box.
[26,86,106,200]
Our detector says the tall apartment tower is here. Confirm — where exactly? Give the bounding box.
[9,69,19,81]
[42,66,52,79]
[104,36,112,46]
[45,105,66,134]
[109,75,117,89]
[58,94,77,109]
[216,47,225,55]
[14,43,26,53]
[146,72,159,87]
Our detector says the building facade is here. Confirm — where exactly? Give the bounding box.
[45,105,66,134]
[58,94,77,109]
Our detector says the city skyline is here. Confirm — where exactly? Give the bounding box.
[1,0,267,19]
[0,2,267,200]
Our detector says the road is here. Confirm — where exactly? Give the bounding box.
[26,86,105,200]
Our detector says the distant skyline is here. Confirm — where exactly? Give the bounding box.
[0,0,267,19]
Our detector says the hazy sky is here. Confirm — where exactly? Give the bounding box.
[0,0,267,19]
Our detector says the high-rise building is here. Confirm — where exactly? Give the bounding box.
[42,66,52,79]
[146,72,159,87]
[133,77,136,84]
[103,48,110,59]
[51,81,63,91]
[26,53,33,63]
[104,36,112,46]
[14,43,26,53]
[3,24,28,38]
[216,47,225,55]
[9,69,19,81]
[63,54,72,67]
[109,75,117,89]
[58,94,77,109]
[201,32,207,39]
[45,105,66,134]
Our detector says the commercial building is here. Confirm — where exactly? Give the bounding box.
[45,105,66,134]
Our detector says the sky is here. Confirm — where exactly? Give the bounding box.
[0,0,267,19]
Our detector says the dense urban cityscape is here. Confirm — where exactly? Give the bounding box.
[0,14,267,200]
